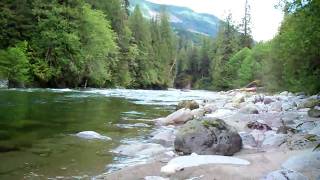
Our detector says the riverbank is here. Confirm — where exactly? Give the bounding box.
[98,90,320,180]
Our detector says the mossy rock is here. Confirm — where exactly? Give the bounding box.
[174,118,241,156]
[176,100,199,110]
[299,99,320,109]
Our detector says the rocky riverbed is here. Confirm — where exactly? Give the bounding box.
[97,90,320,180]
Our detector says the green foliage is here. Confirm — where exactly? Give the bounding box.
[0,41,30,83]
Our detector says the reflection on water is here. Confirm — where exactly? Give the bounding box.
[0,89,219,179]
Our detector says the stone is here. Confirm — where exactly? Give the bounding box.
[151,127,175,146]
[282,101,297,111]
[282,151,320,179]
[308,108,320,118]
[75,131,111,140]
[285,134,319,150]
[112,143,166,157]
[161,153,250,175]
[262,169,308,180]
[247,120,272,131]
[262,133,287,148]
[174,118,242,156]
[176,100,199,110]
[269,101,282,112]
[298,98,320,109]
[203,103,217,113]
[239,104,259,114]
[280,91,289,96]
[155,108,193,126]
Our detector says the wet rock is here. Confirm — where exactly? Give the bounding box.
[155,108,193,126]
[161,153,250,175]
[262,169,308,180]
[174,118,242,156]
[308,108,320,118]
[239,104,259,114]
[75,131,111,140]
[151,127,175,146]
[247,120,272,131]
[282,101,297,111]
[176,100,199,110]
[113,143,166,157]
[282,151,320,179]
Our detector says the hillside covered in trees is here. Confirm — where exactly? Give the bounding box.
[0,0,319,94]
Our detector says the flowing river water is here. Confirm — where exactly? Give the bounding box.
[0,88,220,179]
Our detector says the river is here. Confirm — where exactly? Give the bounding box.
[0,88,219,179]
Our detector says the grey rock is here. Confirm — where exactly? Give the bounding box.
[262,169,308,180]
[263,97,274,105]
[239,132,257,149]
[151,127,175,146]
[113,143,166,156]
[239,104,259,114]
[298,98,320,109]
[174,118,242,156]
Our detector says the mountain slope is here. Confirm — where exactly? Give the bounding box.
[129,0,221,37]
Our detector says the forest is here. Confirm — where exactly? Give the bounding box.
[0,0,319,94]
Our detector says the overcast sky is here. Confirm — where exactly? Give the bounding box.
[147,0,284,41]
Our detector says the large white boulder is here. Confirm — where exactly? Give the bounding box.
[161,153,250,174]
[112,143,166,157]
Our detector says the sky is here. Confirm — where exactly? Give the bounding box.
[147,0,284,41]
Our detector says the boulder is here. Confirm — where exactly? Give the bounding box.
[262,169,308,180]
[112,143,166,157]
[282,151,320,179]
[155,108,193,126]
[75,131,111,140]
[262,133,287,148]
[176,100,199,110]
[282,101,297,111]
[239,104,259,114]
[298,98,320,109]
[308,108,320,118]
[174,118,242,156]
[203,103,217,113]
[161,153,250,175]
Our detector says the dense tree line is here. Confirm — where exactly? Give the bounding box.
[1,0,319,94]
[0,0,176,88]
[175,0,319,94]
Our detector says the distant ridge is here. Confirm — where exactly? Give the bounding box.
[129,0,222,37]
